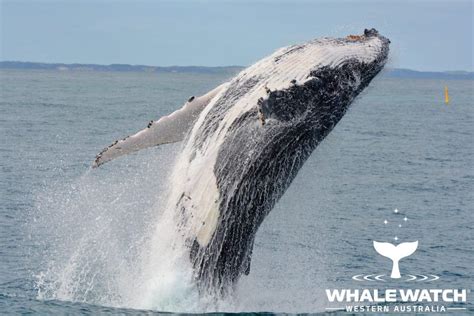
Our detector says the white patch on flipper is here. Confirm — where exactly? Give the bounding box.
[93,83,227,167]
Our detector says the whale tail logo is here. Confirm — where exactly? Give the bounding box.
[373,240,418,278]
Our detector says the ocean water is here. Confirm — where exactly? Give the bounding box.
[0,69,472,314]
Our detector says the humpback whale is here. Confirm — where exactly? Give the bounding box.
[94,29,390,295]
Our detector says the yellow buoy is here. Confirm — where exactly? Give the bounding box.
[444,86,449,104]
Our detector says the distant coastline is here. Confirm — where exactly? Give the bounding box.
[1,61,472,80]
[0,61,242,75]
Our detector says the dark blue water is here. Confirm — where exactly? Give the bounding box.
[0,69,472,314]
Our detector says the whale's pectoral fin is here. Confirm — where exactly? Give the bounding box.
[93,83,227,167]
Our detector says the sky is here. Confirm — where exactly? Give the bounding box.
[1,0,473,71]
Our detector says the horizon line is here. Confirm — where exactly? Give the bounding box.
[1,60,473,74]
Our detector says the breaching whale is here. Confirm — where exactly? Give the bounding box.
[94,29,390,295]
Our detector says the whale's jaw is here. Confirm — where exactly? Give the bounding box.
[168,29,390,295]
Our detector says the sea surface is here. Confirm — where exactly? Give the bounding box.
[0,69,473,314]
